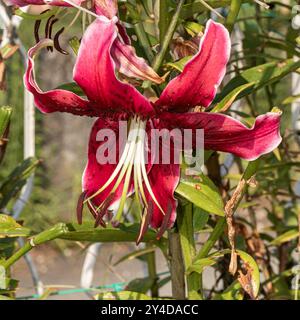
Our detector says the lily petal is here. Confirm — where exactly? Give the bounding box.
[6,0,83,6]
[144,138,179,229]
[82,118,128,210]
[73,18,154,117]
[156,19,230,113]
[160,111,282,161]
[24,39,96,116]
[111,39,164,84]
[94,0,118,18]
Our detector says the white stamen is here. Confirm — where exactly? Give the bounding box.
[138,123,166,216]
[85,117,139,203]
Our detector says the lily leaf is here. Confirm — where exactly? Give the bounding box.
[69,37,80,56]
[56,82,85,96]
[0,106,12,164]
[176,174,224,216]
[95,290,152,300]
[0,157,40,209]
[213,281,243,300]
[114,246,156,266]
[58,222,164,244]
[0,106,12,138]
[177,1,250,19]
[236,250,260,299]
[216,58,300,103]
[165,56,192,73]
[126,277,154,294]
[270,229,300,246]
[187,250,226,274]
[212,82,255,112]
[0,215,30,238]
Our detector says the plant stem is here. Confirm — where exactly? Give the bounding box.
[168,229,186,299]
[2,223,68,269]
[146,244,159,297]
[225,0,242,33]
[195,217,226,261]
[177,202,203,299]
[159,0,170,45]
[152,0,185,72]
[134,22,154,62]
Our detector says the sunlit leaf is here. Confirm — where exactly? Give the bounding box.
[0,215,30,238]
[95,290,152,300]
[213,281,243,300]
[176,174,224,216]
[216,59,300,103]
[270,229,300,246]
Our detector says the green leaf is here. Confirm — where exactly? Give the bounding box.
[58,222,164,244]
[216,59,300,103]
[14,7,59,20]
[0,45,18,60]
[114,246,156,266]
[56,82,85,96]
[270,229,300,246]
[69,37,80,56]
[187,250,226,274]
[176,174,224,216]
[0,295,13,300]
[165,56,192,72]
[213,281,243,300]
[95,291,152,300]
[178,1,250,19]
[0,157,40,209]
[0,106,12,138]
[0,106,12,164]
[212,82,255,112]
[193,207,209,232]
[236,250,260,299]
[126,277,154,294]
[0,215,30,238]
[188,249,260,298]
[184,21,204,36]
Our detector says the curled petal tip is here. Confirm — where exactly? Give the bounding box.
[94,0,118,19]
[156,18,230,112]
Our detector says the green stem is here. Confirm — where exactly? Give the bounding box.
[146,244,159,297]
[159,0,170,44]
[2,223,68,270]
[225,0,242,33]
[134,22,154,63]
[168,229,186,299]
[177,202,202,299]
[195,217,226,261]
[152,0,185,72]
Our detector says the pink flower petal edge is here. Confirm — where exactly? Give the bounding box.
[24,39,95,116]
[160,111,282,161]
[73,18,154,118]
[156,19,231,113]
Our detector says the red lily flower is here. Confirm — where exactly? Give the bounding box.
[7,0,162,84]
[24,18,282,242]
